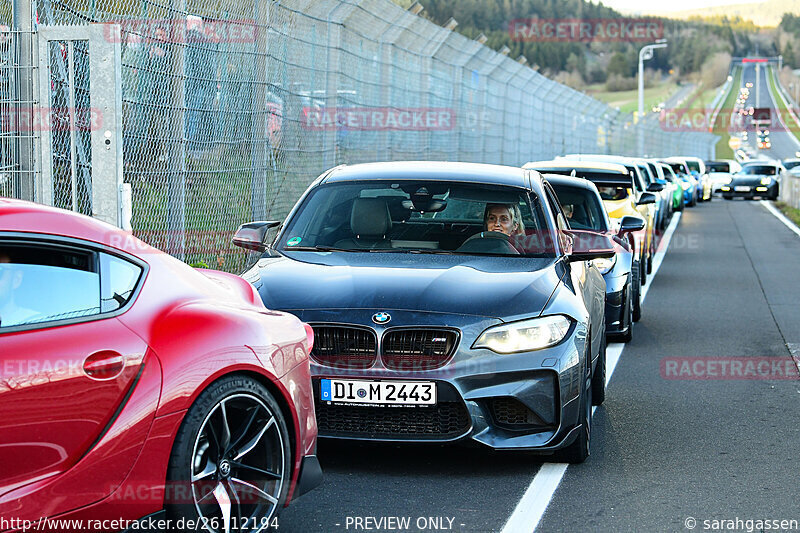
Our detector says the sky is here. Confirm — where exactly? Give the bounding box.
[597,0,765,13]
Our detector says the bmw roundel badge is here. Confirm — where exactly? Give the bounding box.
[372,312,391,324]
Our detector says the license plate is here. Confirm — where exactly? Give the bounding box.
[319,379,436,406]
[735,185,751,192]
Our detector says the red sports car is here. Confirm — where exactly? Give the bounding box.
[0,199,320,532]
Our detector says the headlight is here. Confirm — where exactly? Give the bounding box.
[592,255,617,274]
[760,177,772,185]
[721,186,731,191]
[473,315,572,354]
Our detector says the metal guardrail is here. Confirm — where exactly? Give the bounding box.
[780,174,800,207]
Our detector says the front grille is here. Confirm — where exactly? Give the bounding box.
[316,401,471,440]
[382,329,458,370]
[489,397,550,431]
[310,325,377,369]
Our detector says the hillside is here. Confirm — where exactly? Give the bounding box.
[390,0,756,86]
[625,0,800,28]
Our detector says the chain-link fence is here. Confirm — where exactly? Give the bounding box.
[6,0,717,271]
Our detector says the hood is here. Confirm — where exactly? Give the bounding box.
[250,252,564,319]
[603,197,636,219]
[731,175,773,186]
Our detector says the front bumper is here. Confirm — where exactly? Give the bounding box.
[294,455,323,498]
[721,183,777,199]
[297,309,589,451]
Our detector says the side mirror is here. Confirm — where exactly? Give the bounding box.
[647,182,664,192]
[565,230,616,262]
[618,215,646,234]
[637,192,657,205]
[232,221,281,252]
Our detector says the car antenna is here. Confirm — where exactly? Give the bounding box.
[570,169,577,177]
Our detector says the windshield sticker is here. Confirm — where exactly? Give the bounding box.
[287,237,302,246]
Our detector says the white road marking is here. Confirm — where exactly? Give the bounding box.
[761,200,800,239]
[500,212,682,533]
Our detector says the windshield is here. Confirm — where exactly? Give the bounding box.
[784,160,800,170]
[660,165,677,182]
[686,160,700,173]
[741,165,776,176]
[276,180,555,257]
[535,169,633,199]
[706,162,729,172]
[666,162,687,176]
[637,164,653,184]
[551,184,609,232]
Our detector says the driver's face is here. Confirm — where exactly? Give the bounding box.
[486,206,516,235]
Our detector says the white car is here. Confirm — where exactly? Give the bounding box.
[706,160,742,194]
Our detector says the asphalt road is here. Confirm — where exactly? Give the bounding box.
[276,196,800,533]
[739,63,800,160]
[537,198,800,532]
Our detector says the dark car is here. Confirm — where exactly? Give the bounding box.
[0,199,320,530]
[234,161,614,463]
[546,174,645,342]
[524,160,660,320]
[722,161,783,200]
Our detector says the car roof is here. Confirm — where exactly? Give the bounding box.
[542,173,601,192]
[525,159,629,174]
[322,161,534,189]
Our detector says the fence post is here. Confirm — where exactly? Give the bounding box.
[12,0,36,201]
[167,0,186,260]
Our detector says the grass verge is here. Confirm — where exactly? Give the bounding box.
[585,81,679,115]
[712,66,742,160]
[766,66,800,147]
[773,201,800,228]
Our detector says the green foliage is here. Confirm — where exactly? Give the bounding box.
[783,41,796,69]
[189,260,211,269]
[399,0,760,81]
[606,52,630,78]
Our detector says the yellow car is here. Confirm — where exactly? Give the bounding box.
[524,160,658,297]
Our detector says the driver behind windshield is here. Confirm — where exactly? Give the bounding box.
[484,203,525,236]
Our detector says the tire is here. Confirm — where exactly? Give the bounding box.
[631,262,642,323]
[554,364,592,464]
[591,334,607,406]
[166,375,292,532]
